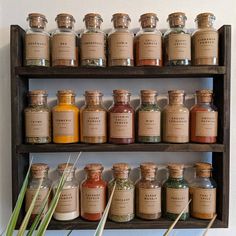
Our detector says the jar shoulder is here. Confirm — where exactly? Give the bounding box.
[189,177,216,188]
[108,29,134,37]
[163,104,189,113]
[164,28,189,37]
[52,104,79,112]
[192,27,218,36]
[190,104,218,112]
[163,178,189,188]
[26,29,50,37]
[52,29,78,37]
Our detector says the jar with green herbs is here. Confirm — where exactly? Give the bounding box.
[108,163,134,222]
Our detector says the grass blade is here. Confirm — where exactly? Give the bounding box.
[94,182,116,236]
[202,214,217,236]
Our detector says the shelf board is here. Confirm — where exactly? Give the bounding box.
[16,143,224,153]
[15,66,226,79]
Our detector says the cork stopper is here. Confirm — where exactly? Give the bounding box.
[55,13,75,29]
[195,13,216,28]
[139,13,159,29]
[84,13,103,29]
[85,163,104,172]
[85,90,103,105]
[168,163,184,179]
[167,12,187,28]
[31,163,49,179]
[141,89,158,104]
[113,89,131,103]
[195,162,212,178]
[27,13,47,29]
[57,89,75,104]
[112,13,131,29]
[140,162,157,179]
[28,90,48,106]
[168,90,185,105]
[113,163,130,179]
[196,89,213,103]
[58,163,74,172]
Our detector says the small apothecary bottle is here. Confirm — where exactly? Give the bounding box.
[137,90,161,143]
[192,13,219,65]
[163,164,189,221]
[24,13,50,67]
[162,90,189,143]
[164,12,191,66]
[108,13,134,66]
[190,90,218,143]
[24,90,51,144]
[52,90,79,143]
[135,13,162,66]
[190,162,216,219]
[81,163,107,221]
[136,162,161,220]
[108,163,135,222]
[80,13,106,67]
[109,90,135,144]
[53,163,79,221]
[80,90,107,144]
[25,163,51,219]
[52,13,78,67]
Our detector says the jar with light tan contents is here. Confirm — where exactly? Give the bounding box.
[162,90,189,143]
[80,90,107,143]
[52,13,78,67]
[192,13,219,65]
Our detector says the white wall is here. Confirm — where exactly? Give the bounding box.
[0,0,236,235]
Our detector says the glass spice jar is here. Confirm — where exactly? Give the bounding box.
[136,90,161,143]
[192,13,219,65]
[108,90,135,144]
[24,90,51,144]
[162,90,189,143]
[108,163,135,222]
[53,163,79,221]
[80,13,106,67]
[108,13,134,66]
[190,162,216,220]
[24,13,50,67]
[135,13,162,66]
[25,163,51,220]
[136,162,161,220]
[52,90,79,143]
[52,13,78,67]
[164,12,191,66]
[81,163,107,221]
[80,90,107,144]
[163,164,189,221]
[190,90,218,143]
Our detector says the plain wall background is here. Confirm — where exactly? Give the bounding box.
[0,0,236,235]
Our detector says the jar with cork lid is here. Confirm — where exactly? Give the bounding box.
[24,90,51,144]
[108,13,134,66]
[80,90,107,144]
[163,164,189,221]
[135,13,162,66]
[164,12,191,66]
[53,163,79,221]
[108,163,135,222]
[192,13,219,65]
[190,162,216,219]
[24,13,50,67]
[136,162,161,220]
[52,90,79,143]
[108,89,135,144]
[25,163,51,220]
[136,90,161,143]
[80,13,106,67]
[81,163,107,221]
[190,90,218,143]
[52,13,78,67]
[162,90,189,143]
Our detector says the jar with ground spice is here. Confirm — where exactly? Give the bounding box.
[108,163,134,222]
[81,163,107,221]
[108,13,134,66]
[136,90,161,143]
[80,90,107,144]
[109,90,135,144]
[24,13,50,67]
[163,164,189,221]
[52,13,78,67]
[164,12,191,66]
[52,90,79,143]
[24,90,51,144]
[190,162,216,219]
[162,90,189,143]
[25,163,51,220]
[135,13,162,66]
[53,163,79,221]
[136,162,161,220]
[190,90,218,143]
[192,13,218,65]
[80,13,106,67]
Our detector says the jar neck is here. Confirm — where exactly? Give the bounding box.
[58,95,75,105]
[31,170,48,180]
[87,171,102,181]
[114,95,130,104]
[141,172,156,181]
[141,97,157,105]
[197,20,214,29]
[196,170,211,178]
[196,96,212,104]
[29,96,47,106]
[169,170,184,179]
[169,96,184,105]
[58,169,75,181]
[85,96,102,106]
[114,171,129,180]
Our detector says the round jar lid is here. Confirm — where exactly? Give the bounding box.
[113,162,130,171]
[195,12,215,21]
[141,89,158,96]
[31,163,49,171]
[84,13,102,21]
[195,162,212,170]
[168,163,184,170]
[167,12,187,27]
[27,13,47,28]
[168,90,185,95]
[55,13,75,28]
[140,162,157,171]
[28,90,48,96]
[113,89,130,95]
[57,89,75,96]
[85,163,104,171]
[85,90,103,97]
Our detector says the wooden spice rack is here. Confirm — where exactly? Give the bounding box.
[11,24,231,229]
